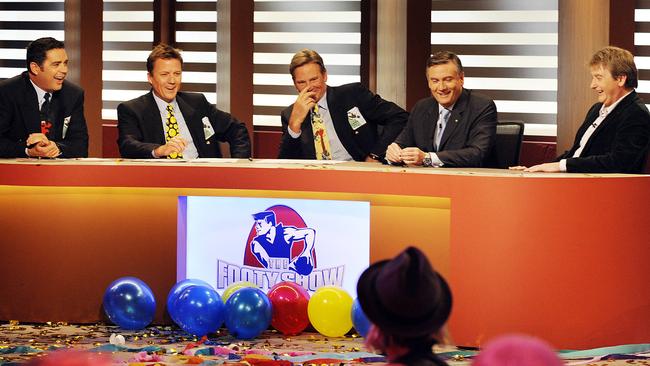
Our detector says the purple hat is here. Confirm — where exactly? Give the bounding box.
[472,334,563,366]
[356,246,452,337]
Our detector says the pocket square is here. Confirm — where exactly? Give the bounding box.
[202,116,215,142]
[62,116,71,138]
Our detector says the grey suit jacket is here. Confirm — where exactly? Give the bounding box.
[394,89,497,167]
[117,91,251,159]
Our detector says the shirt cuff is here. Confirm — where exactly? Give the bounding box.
[559,159,567,172]
[431,153,444,167]
[287,127,301,139]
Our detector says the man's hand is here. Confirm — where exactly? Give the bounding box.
[153,136,187,158]
[509,162,561,172]
[26,134,60,158]
[288,87,317,134]
[26,133,49,148]
[401,147,426,166]
[385,143,403,164]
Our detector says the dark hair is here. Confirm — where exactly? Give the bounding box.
[427,50,463,74]
[252,211,276,226]
[289,49,327,79]
[590,46,638,89]
[26,37,65,73]
[146,43,183,74]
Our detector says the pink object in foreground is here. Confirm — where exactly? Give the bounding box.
[472,334,563,366]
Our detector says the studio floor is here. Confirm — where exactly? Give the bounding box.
[1,323,649,366]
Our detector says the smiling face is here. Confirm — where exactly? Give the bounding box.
[148,58,182,103]
[590,64,627,107]
[29,48,68,92]
[292,62,328,102]
[426,62,464,108]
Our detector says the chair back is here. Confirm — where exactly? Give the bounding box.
[485,121,525,168]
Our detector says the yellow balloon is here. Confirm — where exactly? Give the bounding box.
[307,286,353,337]
[222,281,257,302]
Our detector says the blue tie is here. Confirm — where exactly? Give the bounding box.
[434,108,450,151]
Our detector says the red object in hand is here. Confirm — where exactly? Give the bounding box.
[267,281,310,336]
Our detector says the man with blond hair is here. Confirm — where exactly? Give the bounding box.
[512,46,650,173]
[279,49,408,162]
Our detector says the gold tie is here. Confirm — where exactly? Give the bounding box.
[165,103,183,159]
[311,104,332,160]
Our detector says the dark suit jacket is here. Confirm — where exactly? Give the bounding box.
[557,91,650,173]
[0,72,88,158]
[117,91,251,158]
[394,89,497,167]
[279,83,408,161]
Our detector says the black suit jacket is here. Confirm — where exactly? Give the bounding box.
[0,72,88,158]
[117,91,251,158]
[279,83,408,161]
[394,89,497,167]
[558,91,650,173]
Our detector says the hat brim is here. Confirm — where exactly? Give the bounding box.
[356,259,451,338]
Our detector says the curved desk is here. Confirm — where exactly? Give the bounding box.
[1,159,648,349]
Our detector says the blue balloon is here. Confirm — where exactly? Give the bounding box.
[167,278,212,322]
[351,298,372,337]
[103,277,156,330]
[224,288,272,339]
[173,285,225,336]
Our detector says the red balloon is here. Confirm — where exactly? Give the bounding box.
[267,281,310,335]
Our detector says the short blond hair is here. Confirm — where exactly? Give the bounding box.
[590,46,638,89]
[289,49,326,79]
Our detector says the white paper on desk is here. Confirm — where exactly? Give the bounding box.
[253,159,346,165]
[187,158,240,164]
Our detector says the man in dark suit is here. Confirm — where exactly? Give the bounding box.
[0,37,88,158]
[279,49,408,162]
[512,46,650,173]
[118,44,250,159]
[386,51,497,167]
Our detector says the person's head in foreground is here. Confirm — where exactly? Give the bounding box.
[472,334,563,366]
[357,246,453,365]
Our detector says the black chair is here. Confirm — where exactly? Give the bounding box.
[485,121,525,168]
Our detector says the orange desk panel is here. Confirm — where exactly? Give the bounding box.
[0,159,649,349]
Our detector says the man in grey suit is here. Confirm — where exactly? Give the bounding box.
[386,51,497,167]
[117,44,250,159]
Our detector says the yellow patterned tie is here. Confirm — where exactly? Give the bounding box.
[311,104,331,160]
[165,103,182,159]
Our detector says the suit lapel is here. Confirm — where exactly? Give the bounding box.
[423,98,438,150]
[581,92,635,153]
[19,75,42,134]
[144,92,167,144]
[439,89,469,149]
[300,113,316,158]
[48,91,63,138]
[325,86,356,152]
[176,94,205,152]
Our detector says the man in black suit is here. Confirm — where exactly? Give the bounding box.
[117,44,250,159]
[512,46,650,173]
[279,49,408,162]
[0,37,88,158]
[386,51,497,167]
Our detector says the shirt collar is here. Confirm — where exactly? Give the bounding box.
[29,79,49,104]
[600,90,632,117]
[152,92,177,113]
[317,91,329,111]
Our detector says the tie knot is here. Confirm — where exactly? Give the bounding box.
[44,93,50,103]
[313,104,319,114]
[167,104,174,113]
[440,108,450,118]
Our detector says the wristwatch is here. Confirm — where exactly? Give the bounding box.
[422,153,433,167]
